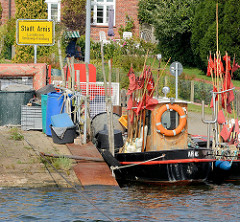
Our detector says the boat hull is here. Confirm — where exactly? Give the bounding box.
[104,148,213,185]
[209,160,240,183]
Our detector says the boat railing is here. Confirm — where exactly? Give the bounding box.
[201,87,235,149]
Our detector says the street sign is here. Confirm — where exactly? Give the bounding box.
[169,61,183,76]
[169,61,183,99]
[16,19,55,46]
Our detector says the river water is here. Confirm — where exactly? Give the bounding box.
[0,183,239,222]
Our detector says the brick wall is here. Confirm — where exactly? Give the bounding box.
[0,0,16,24]
[0,0,139,41]
[91,0,139,41]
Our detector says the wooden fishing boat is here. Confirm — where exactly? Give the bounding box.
[99,95,214,185]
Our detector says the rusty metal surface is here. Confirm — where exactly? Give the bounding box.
[73,162,118,186]
[67,142,119,186]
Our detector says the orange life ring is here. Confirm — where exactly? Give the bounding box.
[155,104,186,136]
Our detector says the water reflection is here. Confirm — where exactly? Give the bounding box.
[0,184,239,222]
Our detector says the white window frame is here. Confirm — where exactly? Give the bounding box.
[45,0,61,22]
[91,0,115,26]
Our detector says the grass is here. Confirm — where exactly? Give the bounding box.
[188,103,212,115]
[9,127,24,141]
[41,156,73,172]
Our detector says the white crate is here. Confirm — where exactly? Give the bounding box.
[21,105,42,130]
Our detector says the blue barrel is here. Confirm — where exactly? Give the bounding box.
[46,92,64,136]
[41,94,48,133]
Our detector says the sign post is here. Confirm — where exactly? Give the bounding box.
[169,61,183,99]
[16,19,55,63]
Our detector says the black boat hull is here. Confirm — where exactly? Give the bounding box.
[101,148,213,185]
[209,160,240,183]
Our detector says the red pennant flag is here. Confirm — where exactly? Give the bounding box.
[145,94,158,111]
[137,76,145,90]
[214,58,224,75]
[127,67,137,95]
[232,57,240,73]
[220,125,231,142]
[207,55,214,76]
[146,72,155,94]
[217,110,226,124]
[135,99,144,116]
[127,94,134,110]
[223,54,231,71]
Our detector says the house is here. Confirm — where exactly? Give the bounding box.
[0,0,140,40]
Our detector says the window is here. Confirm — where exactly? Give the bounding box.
[45,0,61,22]
[91,0,115,26]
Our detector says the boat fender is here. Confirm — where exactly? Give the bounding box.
[155,104,187,137]
[215,160,232,171]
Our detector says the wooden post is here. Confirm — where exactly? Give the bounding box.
[71,56,75,90]
[190,80,194,102]
[164,75,168,86]
[100,43,115,156]
[108,59,115,156]
[76,70,80,91]
[57,39,65,86]
[85,63,92,141]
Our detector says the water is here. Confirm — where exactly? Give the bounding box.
[0,183,239,222]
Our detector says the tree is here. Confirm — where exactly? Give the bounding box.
[61,0,86,34]
[14,0,54,63]
[152,0,200,66]
[138,0,158,24]
[191,0,240,77]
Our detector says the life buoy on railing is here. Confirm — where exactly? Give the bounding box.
[155,104,186,136]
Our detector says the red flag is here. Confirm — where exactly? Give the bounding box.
[220,125,231,142]
[227,81,235,103]
[207,55,214,76]
[127,94,134,110]
[137,76,145,90]
[232,57,240,73]
[146,72,155,94]
[145,94,158,111]
[222,70,234,113]
[214,58,224,75]
[223,55,231,71]
[217,110,226,124]
[135,99,144,116]
[127,67,137,95]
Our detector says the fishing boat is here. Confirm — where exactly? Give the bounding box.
[96,66,214,185]
[202,52,240,183]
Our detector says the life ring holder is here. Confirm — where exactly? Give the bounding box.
[155,104,186,136]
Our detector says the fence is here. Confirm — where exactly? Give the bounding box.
[77,82,120,118]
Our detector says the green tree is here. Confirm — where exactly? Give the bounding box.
[152,0,200,66]
[138,0,157,24]
[13,0,52,63]
[61,0,86,34]
[191,0,225,69]
[191,0,240,77]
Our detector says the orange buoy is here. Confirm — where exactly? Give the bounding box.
[155,104,186,136]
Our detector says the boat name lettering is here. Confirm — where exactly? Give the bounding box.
[188,151,199,158]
